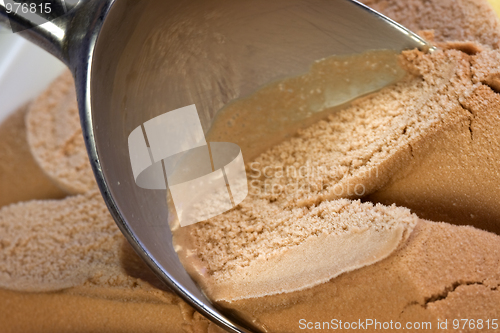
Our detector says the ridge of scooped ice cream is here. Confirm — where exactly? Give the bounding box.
[26,71,95,195]
[0,191,122,292]
[367,49,500,234]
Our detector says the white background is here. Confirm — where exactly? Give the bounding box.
[0,26,65,124]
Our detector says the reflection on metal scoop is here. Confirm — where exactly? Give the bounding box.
[0,0,433,331]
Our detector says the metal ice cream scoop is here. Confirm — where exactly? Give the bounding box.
[0,1,433,331]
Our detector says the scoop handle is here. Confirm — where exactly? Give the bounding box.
[0,1,77,64]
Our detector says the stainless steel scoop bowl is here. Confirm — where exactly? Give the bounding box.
[0,1,433,331]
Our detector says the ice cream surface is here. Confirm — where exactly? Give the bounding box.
[173,45,500,305]
[26,71,96,195]
[1,0,500,332]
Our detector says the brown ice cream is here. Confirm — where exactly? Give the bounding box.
[0,104,65,207]
[220,221,500,332]
[367,51,500,233]
[174,199,417,302]
[173,46,500,305]
[1,0,500,332]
